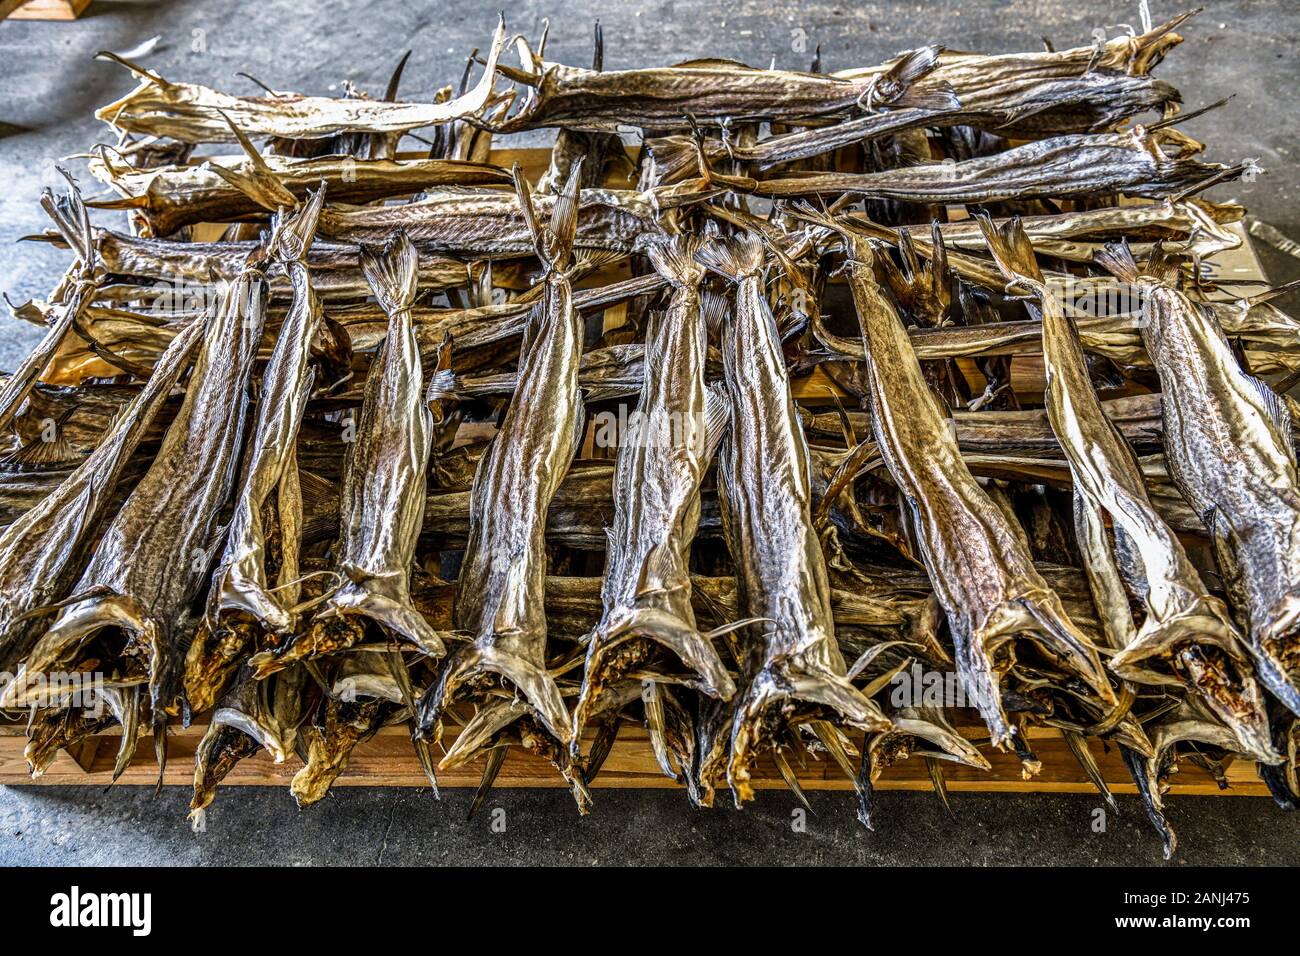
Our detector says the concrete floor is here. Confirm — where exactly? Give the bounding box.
[0,0,1297,864]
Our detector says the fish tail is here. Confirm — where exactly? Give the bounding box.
[644,233,707,287]
[694,232,765,282]
[727,657,891,806]
[358,230,419,317]
[267,184,326,262]
[513,156,582,272]
[975,213,1044,284]
[873,45,957,110]
[1093,239,1142,283]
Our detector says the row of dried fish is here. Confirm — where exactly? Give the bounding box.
[1,10,1297,857]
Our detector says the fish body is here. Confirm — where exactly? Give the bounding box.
[571,235,737,765]
[417,163,587,803]
[7,250,270,750]
[1099,244,1300,715]
[807,213,1115,752]
[983,217,1275,761]
[695,233,890,807]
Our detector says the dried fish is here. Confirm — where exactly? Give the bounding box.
[696,232,890,808]
[416,164,588,806]
[571,235,743,772]
[4,243,271,767]
[1099,243,1300,715]
[797,208,1117,755]
[95,18,508,143]
[981,215,1275,761]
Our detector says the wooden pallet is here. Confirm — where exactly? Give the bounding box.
[6,0,90,19]
[0,717,1268,795]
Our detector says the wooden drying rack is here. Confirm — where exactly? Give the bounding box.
[0,146,1277,796]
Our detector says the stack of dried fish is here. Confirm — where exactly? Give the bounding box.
[1,8,1297,858]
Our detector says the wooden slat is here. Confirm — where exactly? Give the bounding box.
[0,718,1269,796]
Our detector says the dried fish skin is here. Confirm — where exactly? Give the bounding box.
[95,19,509,144]
[417,165,586,793]
[800,210,1115,751]
[5,251,271,747]
[754,128,1241,202]
[696,233,890,807]
[87,146,512,238]
[487,43,950,134]
[1099,244,1300,715]
[0,319,204,679]
[571,235,737,762]
[252,232,446,675]
[211,191,325,637]
[982,217,1275,762]
[316,185,657,258]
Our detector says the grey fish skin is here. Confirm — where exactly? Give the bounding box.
[486,43,951,134]
[0,319,204,680]
[798,209,1116,753]
[1099,244,1300,716]
[211,190,325,635]
[981,217,1276,763]
[6,248,271,749]
[695,232,890,808]
[316,186,656,258]
[252,231,447,674]
[416,163,587,801]
[571,235,738,765]
[753,129,1241,202]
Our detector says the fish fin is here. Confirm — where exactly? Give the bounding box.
[727,655,890,806]
[1122,744,1177,859]
[702,382,731,461]
[467,744,508,819]
[699,290,730,334]
[771,747,812,811]
[581,714,622,785]
[1063,729,1118,813]
[643,234,707,287]
[325,582,448,658]
[1093,239,1142,284]
[0,428,78,469]
[296,469,339,546]
[358,231,419,316]
[641,680,683,782]
[694,232,765,282]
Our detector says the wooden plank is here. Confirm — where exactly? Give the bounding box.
[9,0,91,20]
[0,717,1270,796]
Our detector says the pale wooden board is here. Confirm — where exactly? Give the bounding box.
[0,718,1268,795]
[9,0,90,20]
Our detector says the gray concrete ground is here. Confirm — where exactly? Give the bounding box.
[0,0,1297,865]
